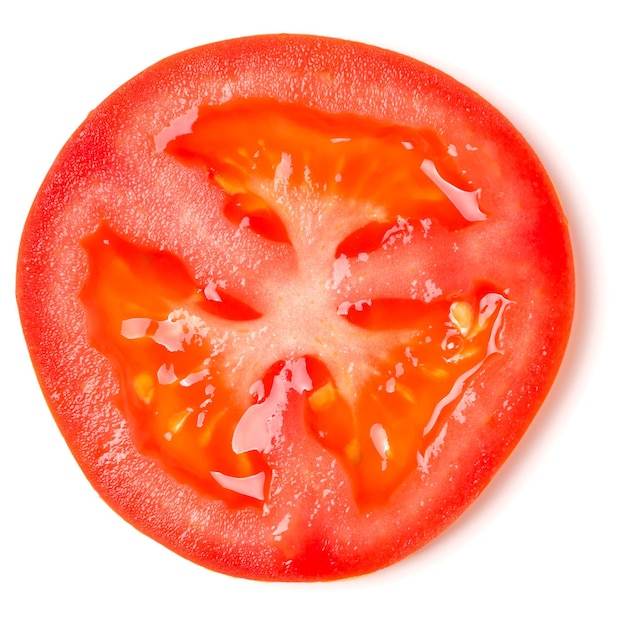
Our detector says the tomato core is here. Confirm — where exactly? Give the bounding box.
[80,97,511,510]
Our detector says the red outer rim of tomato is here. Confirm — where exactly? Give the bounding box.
[16,34,574,581]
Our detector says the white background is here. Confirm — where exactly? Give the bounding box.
[2,1,624,624]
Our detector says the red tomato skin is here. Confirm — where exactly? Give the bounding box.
[16,34,574,581]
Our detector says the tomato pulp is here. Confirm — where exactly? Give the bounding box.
[16,35,574,581]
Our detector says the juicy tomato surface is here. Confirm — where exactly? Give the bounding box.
[16,34,574,581]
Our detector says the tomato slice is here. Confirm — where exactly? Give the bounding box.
[16,35,574,581]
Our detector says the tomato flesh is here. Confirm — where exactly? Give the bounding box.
[17,35,574,580]
[81,97,511,510]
